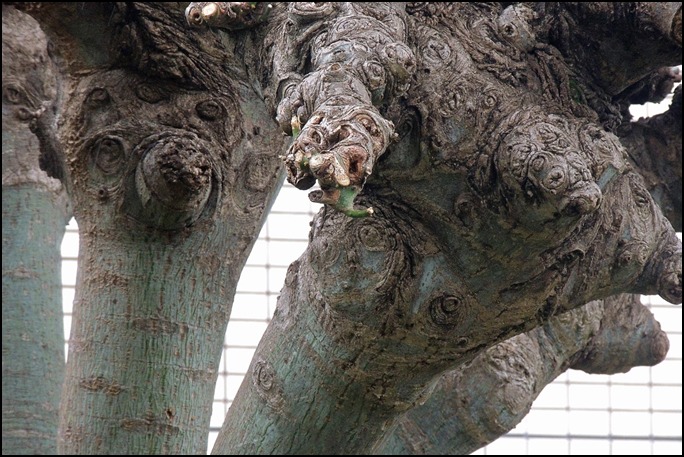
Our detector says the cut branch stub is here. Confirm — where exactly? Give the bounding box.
[68,69,238,232]
[185,3,415,216]
[270,4,414,216]
[572,294,671,375]
[185,2,272,29]
[134,132,214,229]
[489,110,604,228]
[650,239,683,304]
[282,91,394,217]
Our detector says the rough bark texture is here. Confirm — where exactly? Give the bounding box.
[11,2,682,455]
[14,3,285,454]
[2,6,68,454]
[210,3,681,454]
[377,293,669,454]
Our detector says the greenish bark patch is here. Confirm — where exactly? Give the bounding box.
[2,186,66,455]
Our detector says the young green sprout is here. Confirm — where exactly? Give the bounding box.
[290,116,373,218]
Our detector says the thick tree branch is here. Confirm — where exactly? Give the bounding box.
[184,3,408,217]
[572,294,669,373]
[377,294,668,454]
[546,2,682,96]
[214,4,681,454]
[13,3,680,455]
[187,3,413,216]
[618,66,681,107]
[274,3,414,216]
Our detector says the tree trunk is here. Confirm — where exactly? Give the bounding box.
[15,3,285,454]
[2,6,68,454]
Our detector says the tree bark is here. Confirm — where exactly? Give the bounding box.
[212,3,681,454]
[544,3,681,98]
[16,3,285,454]
[377,294,669,454]
[12,2,682,455]
[2,6,68,454]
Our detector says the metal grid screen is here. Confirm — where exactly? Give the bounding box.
[60,100,682,455]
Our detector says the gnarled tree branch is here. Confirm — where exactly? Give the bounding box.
[377,294,668,454]
[213,3,680,454]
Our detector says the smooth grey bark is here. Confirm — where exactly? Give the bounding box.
[2,5,68,454]
[15,3,285,454]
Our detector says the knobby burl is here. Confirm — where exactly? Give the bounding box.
[248,2,680,383]
[62,70,240,231]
